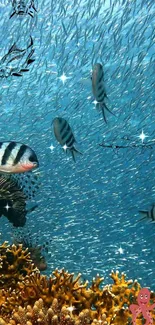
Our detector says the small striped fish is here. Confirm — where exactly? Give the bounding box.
[0,141,39,173]
[92,63,114,123]
[138,205,155,223]
[53,117,82,162]
[0,174,38,227]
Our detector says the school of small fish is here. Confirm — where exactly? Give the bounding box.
[0,0,154,282]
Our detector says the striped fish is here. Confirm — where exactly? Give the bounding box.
[0,175,38,227]
[53,117,82,162]
[138,205,155,223]
[92,63,114,123]
[0,175,27,227]
[0,141,39,173]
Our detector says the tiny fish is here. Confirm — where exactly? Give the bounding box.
[92,63,114,123]
[10,0,37,18]
[53,117,82,162]
[138,205,155,223]
[0,141,39,173]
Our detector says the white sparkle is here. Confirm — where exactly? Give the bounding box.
[93,100,99,105]
[5,203,11,211]
[63,144,68,151]
[117,247,124,254]
[138,130,148,143]
[49,144,55,151]
[58,72,69,85]
[66,305,76,313]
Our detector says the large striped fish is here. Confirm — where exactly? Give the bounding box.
[138,205,155,223]
[53,117,82,162]
[92,63,114,123]
[0,141,39,173]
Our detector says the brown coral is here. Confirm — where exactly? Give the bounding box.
[0,242,37,289]
[0,243,155,325]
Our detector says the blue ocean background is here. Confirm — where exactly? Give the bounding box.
[0,0,154,288]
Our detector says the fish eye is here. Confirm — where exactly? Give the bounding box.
[29,155,38,163]
[140,294,143,299]
[145,295,148,298]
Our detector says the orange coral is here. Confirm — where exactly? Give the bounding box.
[0,242,36,289]
[0,243,155,325]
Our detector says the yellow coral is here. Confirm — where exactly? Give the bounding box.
[0,243,154,325]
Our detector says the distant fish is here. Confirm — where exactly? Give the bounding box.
[53,117,82,162]
[138,205,155,223]
[0,141,39,173]
[0,175,38,227]
[10,0,37,18]
[0,37,35,78]
[1,43,25,65]
[92,63,114,123]
[12,229,48,270]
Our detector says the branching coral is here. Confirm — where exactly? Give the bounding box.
[0,243,155,325]
[0,242,37,289]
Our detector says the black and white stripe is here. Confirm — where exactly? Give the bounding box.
[53,117,82,162]
[0,141,38,172]
[0,142,26,166]
[92,63,114,123]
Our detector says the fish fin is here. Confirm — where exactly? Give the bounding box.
[20,69,29,72]
[70,147,83,162]
[101,105,107,124]
[28,36,33,48]
[26,204,38,214]
[10,11,16,18]
[28,12,34,17]
[27,58,35,65]
[8,43,25,54]
[32,4,37,12]
[137,210,149,222]
[12,72,23,76]
[102,102,115,116]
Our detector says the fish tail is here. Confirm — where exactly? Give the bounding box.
[100,104,107,124]
[10,11,16,19]
[26,204,38,214]
[102,102,115,116]
[137,210,149,222]
[71,147,83,162]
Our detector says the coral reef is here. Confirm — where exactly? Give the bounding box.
[0,242,36,289]
[13,229,48,271]
[0,243,155,324]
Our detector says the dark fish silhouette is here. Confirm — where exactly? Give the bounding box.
[92,63,114,123]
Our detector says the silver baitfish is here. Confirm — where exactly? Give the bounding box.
[138,205,155,223]
[0,141,39,173]
[53,117,82,162]
[92,63,114,123]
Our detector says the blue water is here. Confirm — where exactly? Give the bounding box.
[0,0,155,289]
